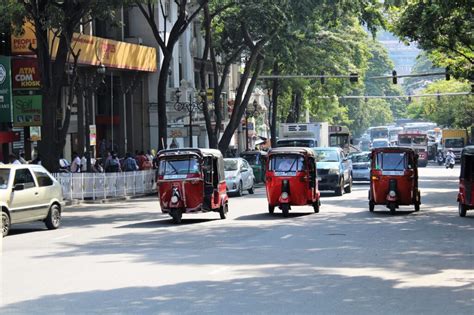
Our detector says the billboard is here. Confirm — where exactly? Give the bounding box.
[12,58,41,90]
[11,21,37,55]
[0,56,12,122]
[12,95,42,127]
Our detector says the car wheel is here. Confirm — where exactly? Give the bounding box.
[369,201,375,212]
[248,186,254,194]
[45,204,61,230]
[313,200,320,213]
[458,202,467,217]
[281,203,289,217]
[171,209,182,224]
[237,181,243,197]
[335,177,344,196]
[344,175,352,193]
[219,203,228,220]
[268,205,275,214]
[2,211,10,237]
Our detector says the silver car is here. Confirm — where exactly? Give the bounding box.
[1,164,64,237]
[350,152,371,182]
[224,158,255,196]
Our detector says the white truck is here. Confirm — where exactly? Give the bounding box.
[277,122,329,148]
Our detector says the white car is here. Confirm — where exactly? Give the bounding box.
[1,164,64,237]
[372,138,390,148]
[224,158,255,196]
[350,152,371,181]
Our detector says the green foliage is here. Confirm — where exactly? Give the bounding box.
[402,51,444,94]
[393,0,473,79]
[407,80,472,128]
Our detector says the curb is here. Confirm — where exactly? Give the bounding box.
[64,192,156,206]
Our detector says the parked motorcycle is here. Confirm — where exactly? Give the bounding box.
[445,155,455,169]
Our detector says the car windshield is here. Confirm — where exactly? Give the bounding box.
[0,169,10,189]
[375,152,408,171]
[269,155,305,172]
[224,160,239,171]
[277,139,315,147]
[241,154,257,165]
[445,138,464,148]
[313,150,339,162]
[351,154,370,163]
[159,157,200,175]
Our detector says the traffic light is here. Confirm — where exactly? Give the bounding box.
[320,71,325,85]
[349,73,358,83]
[445,67,450,81]
[392,70,397,84]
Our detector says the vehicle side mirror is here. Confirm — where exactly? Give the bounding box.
[13,183,25,191]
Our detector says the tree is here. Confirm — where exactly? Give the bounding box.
[135,0,207,150]
[407,80,472,128]
[392,0,473,80]
[402,51,443,94]
[0,0,125,171]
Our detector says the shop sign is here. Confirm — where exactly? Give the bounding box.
[0,56,12,122]
[89,124,96,146]
[12,59,41,89]
[12,95,42,127]
[11,21,37,55]
[30,126,41,141]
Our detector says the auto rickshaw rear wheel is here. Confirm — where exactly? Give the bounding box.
[281,203,289,217]
[313,200,320,213]
[268,205,275,214]
[414,191,421,212]
[171,209,182,224]
[369,201,375,212]
[219,203,228,219]
[458,203,467,217]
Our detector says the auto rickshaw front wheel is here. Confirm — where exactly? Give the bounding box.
[170,209,182,224]
[389,203,396,215]
[313,200,320,213]
[268,205,275,214]
[369,201,375,212]
[458,203,467,217]
[281,203,289,217]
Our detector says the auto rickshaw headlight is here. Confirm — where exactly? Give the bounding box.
[171,195,179,204]
[389,190,396,197]
[281,192,289,199]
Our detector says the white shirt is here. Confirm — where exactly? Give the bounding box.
[71,156,81,172]
[12,160,21,165]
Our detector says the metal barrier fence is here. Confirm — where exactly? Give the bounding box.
[52,170,157,201]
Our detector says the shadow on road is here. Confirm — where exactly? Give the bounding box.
[236,212,313,221]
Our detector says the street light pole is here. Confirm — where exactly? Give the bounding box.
[174,89,206,148]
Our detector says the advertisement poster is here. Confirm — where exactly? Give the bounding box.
[30,126,41,141]
[11,20,37,55]
[12,58,41,90]
[89,124,96,146]
[0,56,12,123]
[12,95,42,127]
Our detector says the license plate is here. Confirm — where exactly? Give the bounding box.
[381,171,404,176]
[275,171,297,176]
[164,174,187,179]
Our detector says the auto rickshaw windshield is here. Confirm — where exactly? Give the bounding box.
[375,152,412,171]
[269,155,305,172]
[0,169,10,189]
[159,157,200,175]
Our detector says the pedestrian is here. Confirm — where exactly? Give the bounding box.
[19,152,27,164]
[123,152,139,172]
[92,159,104,173]
[105,151,121,172]
[70,152,82,173]
[135,151,147,170]
[31,154,42,165]
[9,154,21,165]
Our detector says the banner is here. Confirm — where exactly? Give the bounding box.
[12,95,42,127]
[12,58,41,90]
[89,124,96,146]
[11,21,37,55]
[30,126,41,141]
[0,56,12,122]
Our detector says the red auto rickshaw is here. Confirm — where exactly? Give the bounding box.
[458,146,474,217]
[157,148,229,223]
[369,147,421,214]
[265,147,321,217]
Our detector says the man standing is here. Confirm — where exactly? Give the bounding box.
[70,152,82,173]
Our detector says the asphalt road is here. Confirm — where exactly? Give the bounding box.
[1,165,473,314]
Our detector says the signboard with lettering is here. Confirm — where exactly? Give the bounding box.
[0,56,12,122]
[12,59,41,90]
[12,95,42,127]
[89,124,96,146]
[11,21,37,55]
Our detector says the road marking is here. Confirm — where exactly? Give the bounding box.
[53,234,72,240]
[281,234,293,239]
[208,266,230,275]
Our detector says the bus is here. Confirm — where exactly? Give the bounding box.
[403,122,437,133]
[368,126,389,142]
[388,126,404,146]
[398,132,429,167]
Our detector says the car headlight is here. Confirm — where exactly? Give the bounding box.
[328,168,340,175]
[281,192,289,199]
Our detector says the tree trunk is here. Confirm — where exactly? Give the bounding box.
[157,52,172,150]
